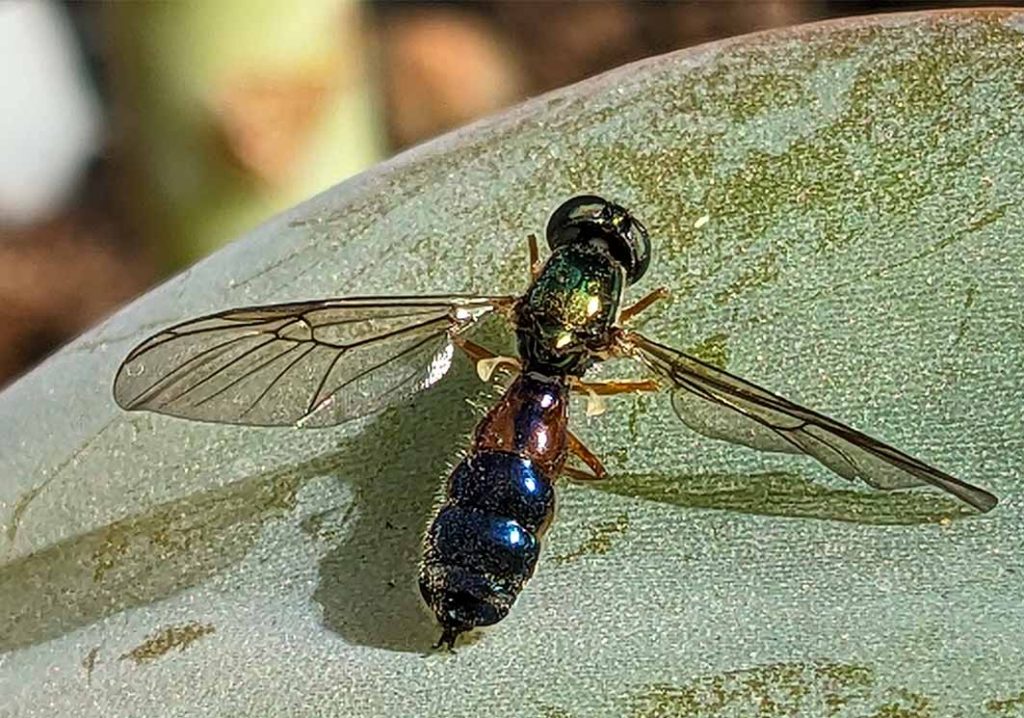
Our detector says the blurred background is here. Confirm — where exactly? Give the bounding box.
[0,0,997,386]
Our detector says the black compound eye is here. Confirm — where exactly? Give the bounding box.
[545,194,651,285]
[626,216,651,283]
[545,195,610,247]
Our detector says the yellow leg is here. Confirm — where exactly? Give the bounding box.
[620,287,670,323]
[452,336,520,383]
[562,466,602,482]
[564,430,608,480]
[527,233,543,280]
[569,377,660,417]
[572,378,661,396]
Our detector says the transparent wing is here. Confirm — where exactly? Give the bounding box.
[624,331,997,512]
[114,295,513,428]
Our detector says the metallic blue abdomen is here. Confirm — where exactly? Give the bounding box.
[447,451,554,532]
[420,450,556,637]
[429,506,538,577]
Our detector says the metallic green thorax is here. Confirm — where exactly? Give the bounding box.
[515,242,626,376]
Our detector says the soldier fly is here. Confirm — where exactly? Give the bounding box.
[114,195,998,648]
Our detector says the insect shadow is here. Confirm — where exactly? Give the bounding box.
[310,357,493,653]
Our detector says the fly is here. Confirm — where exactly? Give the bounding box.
[113,195,998,648]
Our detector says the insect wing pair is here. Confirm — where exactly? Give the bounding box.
[114,291,998,513]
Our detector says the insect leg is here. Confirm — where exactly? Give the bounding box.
[569,377,659,416]
[619,287,670,323]
[527,233,542,280]
[564,430,608,480]
[452,336,521,383]
[572,379,661,395]
[562,466,603,481]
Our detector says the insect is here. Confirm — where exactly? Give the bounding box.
[114,195,998,648]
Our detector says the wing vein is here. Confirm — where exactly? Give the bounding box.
[128,332,264,406]
[163,336,278,405]
[240,343,318,419]
[193,341,301,407]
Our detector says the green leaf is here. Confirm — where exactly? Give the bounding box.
[2,9,1023,716]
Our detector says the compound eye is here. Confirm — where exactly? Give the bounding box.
[545,195,610,249]
[626,217,651,284]
[544,194,651,285]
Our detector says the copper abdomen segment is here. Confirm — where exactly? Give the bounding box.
[472,373,570,479]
